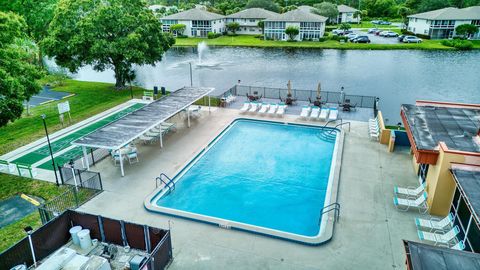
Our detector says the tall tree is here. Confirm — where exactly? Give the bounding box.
[313,2,339,23]
[226,22,240,34]
[417,0,451,12]
[246,0,281,13]
[0,12,42,127]
[285,26,299,41]
[42,0,175,89]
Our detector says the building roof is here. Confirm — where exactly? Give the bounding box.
[265,8,327,23]
[451,166,480,226]
[225,8,278,19]
[401,103,480,153]
[161,8,224,21]
[337,4,358,13]
[404,240,480,270]
[408,6,480,20]
[72,87,214,150]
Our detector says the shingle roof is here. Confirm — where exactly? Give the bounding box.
[225,8,278,19]
[408,6,480,20]
[337,4,358,13]
[161,8,224,21]
[265,9,327,23]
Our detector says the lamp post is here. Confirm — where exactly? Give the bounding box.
[189,62,193,86]
[24,226,37,268]
[41,114,59,186]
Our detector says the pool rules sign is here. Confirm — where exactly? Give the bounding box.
[57,101,71,126]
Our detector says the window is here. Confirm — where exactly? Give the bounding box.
[250,19,255,23]
[472,20,480,26]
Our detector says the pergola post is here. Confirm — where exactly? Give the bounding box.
[208,95,211,114]
[119,150,125,177]
[187,108,191,128]
[159,128,163,148]
[82,146,90,170]
[463,215,473,243]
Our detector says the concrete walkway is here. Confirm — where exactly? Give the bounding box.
[79,107,421,269]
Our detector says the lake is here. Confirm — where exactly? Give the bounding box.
[61,47,480,124]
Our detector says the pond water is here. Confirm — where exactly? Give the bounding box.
[60,47,480,124]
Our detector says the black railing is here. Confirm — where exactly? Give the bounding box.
[224,85,378,109]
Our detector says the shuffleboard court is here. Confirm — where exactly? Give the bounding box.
[12,103,145,167]
[24,86,72,107]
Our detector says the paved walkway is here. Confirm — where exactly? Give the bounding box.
[79,108,421,269]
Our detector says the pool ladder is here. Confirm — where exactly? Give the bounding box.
[319,202,340,225]
[156,173,176,194]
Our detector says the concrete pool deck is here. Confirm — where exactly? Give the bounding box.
[78,107,421,269]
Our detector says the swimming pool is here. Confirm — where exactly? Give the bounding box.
[145,119,343,244]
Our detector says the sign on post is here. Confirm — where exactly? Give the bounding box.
[57,101,71,126]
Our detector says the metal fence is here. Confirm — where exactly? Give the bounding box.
[38,167,103,224]
[224,85,378,109]
[0,210,173,270]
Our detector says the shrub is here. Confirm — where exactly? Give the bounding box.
[441,39,474,50]
[318,37,328,42]
[207,32,221,39]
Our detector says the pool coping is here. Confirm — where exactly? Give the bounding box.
[144,117,345,245]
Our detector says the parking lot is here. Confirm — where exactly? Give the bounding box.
[350,29,402,44]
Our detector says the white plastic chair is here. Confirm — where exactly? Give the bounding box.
[415,213,454,232]
[393,192,428,213]
[394,183,425,198]
[417,226,460,247]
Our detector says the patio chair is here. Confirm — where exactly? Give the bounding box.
[451,240,465,251]
[415,213,454,232]
[417,226,460,247]
[276,103,286,117]
[393,192,428,213]
[328,108,338,121]
[300,106,311,119]
[258,103,269,114]
[319,108,329,121]
[310,106,320,119]
[394,182,425,198]
[248,102,260,113]
[127,148,139,164]
[240,102,250,113]
[267,103,278,115]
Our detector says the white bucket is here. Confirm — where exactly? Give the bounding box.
[77,229,92,250]
[69,226,82,245]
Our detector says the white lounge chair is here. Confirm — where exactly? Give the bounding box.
[276,103,286,117]
[328,108,338,121]
[415,213,454,232]
[417,226,460,247]
[300,106,311,119]
[249,102,260,113]
[310,106,320,119]
[451,240,465,251]
[240,102,250,113]
[267,103,278,115]
[394,183,425,198]
[319,108,329,121]
[258,103,269,114]
[393,192,428,213]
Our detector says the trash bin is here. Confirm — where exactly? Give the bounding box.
[153,86,158,95]
[161,87,166,95]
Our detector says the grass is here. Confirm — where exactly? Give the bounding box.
[0,79,148,156]
[0,173,66,252]
[174,35,480,50]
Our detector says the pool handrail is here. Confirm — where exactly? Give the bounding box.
[319,202,340,225]
[156,173,176,193]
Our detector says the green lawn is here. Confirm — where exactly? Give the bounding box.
[0,80,148,156]
[174,35,480,50]
[0,173,66,252]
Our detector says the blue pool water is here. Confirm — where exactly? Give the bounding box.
[155,119,337,237]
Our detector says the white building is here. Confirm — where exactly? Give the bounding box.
[337,4,360,24]
[225,8,279,34]
[160,8,225,37]
[264,8,327,41]
[408,6,480,39]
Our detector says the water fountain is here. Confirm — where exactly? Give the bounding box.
[197,41,208,64]
[195,41,221,68]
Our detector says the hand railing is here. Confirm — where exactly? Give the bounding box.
[319,202,340,225]
[156,173,175,193]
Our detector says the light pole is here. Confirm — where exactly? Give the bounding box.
[24,226,37,268]
[189,62,193,86]
[41,114,59,186]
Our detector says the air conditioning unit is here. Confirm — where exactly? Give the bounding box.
[129,255,148,270]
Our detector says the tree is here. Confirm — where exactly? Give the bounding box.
[417,0,450,12]
[170,24,186,36]
[0,0,57,66]
[285,26,299,41]
[397,6,411,29]
[313,2,339,23]
[0,12,42,127]
[339,23,352,32]
[227,22,240,35]
[257,21,264,34]
[42,0,175,89]
[455,24,479,38]
[353,10,362,24]
[246,0,281,13]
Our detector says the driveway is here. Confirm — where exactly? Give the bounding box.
[351,29,401,45]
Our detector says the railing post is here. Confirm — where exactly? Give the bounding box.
[73,187,80,207]
[58,166,65,185]
[98,172,103,191]
[78,169,84,188]
[90,148,95,166]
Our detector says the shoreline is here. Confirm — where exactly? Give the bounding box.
[173,36,480,51]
